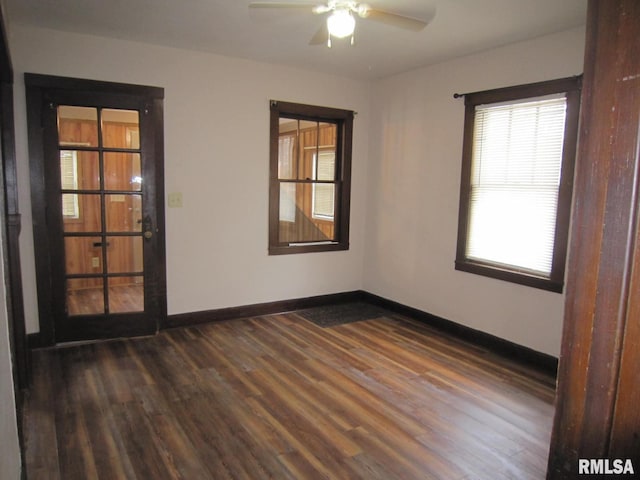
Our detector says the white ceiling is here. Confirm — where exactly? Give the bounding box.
[5,0,587,80]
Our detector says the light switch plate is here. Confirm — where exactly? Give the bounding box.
[168,192,183,208]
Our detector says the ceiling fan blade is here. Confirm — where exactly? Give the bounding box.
[361,8,432,32]
[309,23,328,45]
[249,2,318,9]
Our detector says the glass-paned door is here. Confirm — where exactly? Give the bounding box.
[59,106,145,317]
[26,75,166,344]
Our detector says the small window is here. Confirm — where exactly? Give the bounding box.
[455,77,581,292]
[269,101,353,255]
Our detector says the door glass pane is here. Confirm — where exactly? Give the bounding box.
[61,193,80,221]
[64,236,103,274]
[109,276,144,313]
[106,236,143,274]
[77,151,101,190]
[67,278,104,316]
[58,106,98,147]
[106,194,142,232]
[102,109,140,149]
[60,150,100,191]
[278,183,335,243]
[104,153,142,191]
[62,194,101,232]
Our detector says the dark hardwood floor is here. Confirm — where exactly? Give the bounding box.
[23,310,556,479]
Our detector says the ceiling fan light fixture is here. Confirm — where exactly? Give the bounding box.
[327,9,355,38]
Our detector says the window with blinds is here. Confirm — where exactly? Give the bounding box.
[60,150,79,219]
[312,151,336,220]
[467,95,566,275]
[455,77,581,292]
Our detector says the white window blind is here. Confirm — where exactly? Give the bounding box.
[60,150,79,219]
[466,95,567,276]
[312,151,335,220]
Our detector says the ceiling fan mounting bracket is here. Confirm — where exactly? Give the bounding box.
[312,1,370,18]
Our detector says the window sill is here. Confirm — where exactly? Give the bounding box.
[269,242,349,256]
[455,259,563,293]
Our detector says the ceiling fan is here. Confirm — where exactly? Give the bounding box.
[249,1,433,47]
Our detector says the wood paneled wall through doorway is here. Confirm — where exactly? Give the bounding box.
[59,118,141,289]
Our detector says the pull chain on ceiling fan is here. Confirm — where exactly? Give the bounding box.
[249,1,432,47]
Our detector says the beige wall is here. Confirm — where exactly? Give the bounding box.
[9,23,586,357]
[0,233,21,478]
[10,25,370,332]
[1,1,22,475]
[364,27,586,356]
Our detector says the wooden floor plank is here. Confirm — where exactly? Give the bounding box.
[24,310,555,479]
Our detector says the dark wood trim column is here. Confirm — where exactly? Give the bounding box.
[2,82,29,389]
[0,2,29,478]
[548,0,640,477]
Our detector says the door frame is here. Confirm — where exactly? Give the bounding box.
[25,74,167,345]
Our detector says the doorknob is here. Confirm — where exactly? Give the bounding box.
[142,215,153,240]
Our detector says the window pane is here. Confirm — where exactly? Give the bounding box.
[467,186,559,274]
[315,151,336,181]
[62,194,101,232]
[278,118,338,181]
[60,151,78,192]
[67,278,104,316]
[278,131,297,180]
[104,152,142,191]
[77,151,100,190]
[102,109,140,149]
[58,106,98,147]
[105,194,142,232]
[317,122,336,149]
[60,150,100,192]
[312,183,335,220]
[61,193,79,220]
[279,182,296,223]
[467,95,567,276]
[473,97,566,186]
[278,182,335,243]
[64,236,103,275]
[106,236,143,274]
[109,276,143,313]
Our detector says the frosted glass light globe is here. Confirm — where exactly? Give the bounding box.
[327,9,355,38]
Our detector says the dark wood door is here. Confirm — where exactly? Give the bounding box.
[26,75,166,344]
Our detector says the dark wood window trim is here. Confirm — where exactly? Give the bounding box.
[455,76,582,292]
[269,100,353,255]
